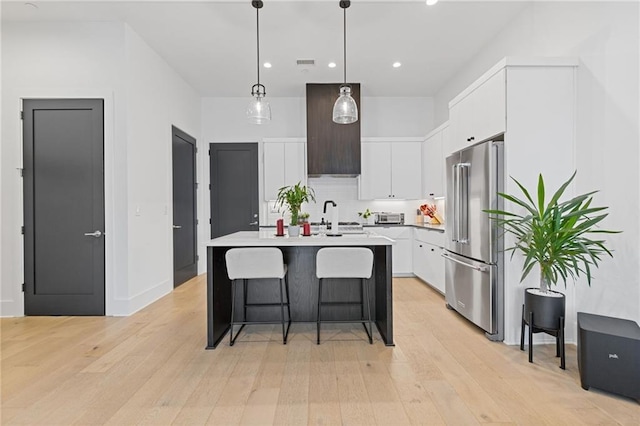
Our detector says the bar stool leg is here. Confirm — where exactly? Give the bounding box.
[285,274,292,323]
[279,278,287,344]
[363,278,373,344]
[230,279,236,346]
[317,278,323,345]
[243,279,248,323]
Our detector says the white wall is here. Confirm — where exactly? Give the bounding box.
[1,21,126,317]
[1,21,201,316]
[122,25,200,314]
[434,2,640,342]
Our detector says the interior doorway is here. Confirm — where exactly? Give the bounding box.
[209,143,259,238]
[22,98,105,315]
[172,126,198,287]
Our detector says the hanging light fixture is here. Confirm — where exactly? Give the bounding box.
[332,0,358,124]
[247,0,271,124]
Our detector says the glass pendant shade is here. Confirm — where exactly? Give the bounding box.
[247,85,271,124]
[332,85,358,124]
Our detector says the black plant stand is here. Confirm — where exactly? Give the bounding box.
[520,288,566,369]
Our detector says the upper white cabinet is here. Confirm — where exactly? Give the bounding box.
[360,138,422,200]
[448,68,506,156]
[422,122,448,198]
[263,139,306,200]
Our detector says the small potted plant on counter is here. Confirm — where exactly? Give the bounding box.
[275,182,315,237]
[485,171,619,368]
[358,208,374,225]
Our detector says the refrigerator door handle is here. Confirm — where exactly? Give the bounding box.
[452,163,459,243]
[458,163,470,244]
[442,252,489,272]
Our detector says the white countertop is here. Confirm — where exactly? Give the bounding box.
[207,230,394,247]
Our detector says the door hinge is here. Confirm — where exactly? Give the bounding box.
[20,111,24,120]
[208,149,211,156]
[209,219,212,224]
[195,147,198,154]
[22,283,25,292]
[196,219,199,225]
[196,255,200,261]
[195,182,199,189]
[18,168,23,177]
[21,226,25,235]
[208,184,211,190]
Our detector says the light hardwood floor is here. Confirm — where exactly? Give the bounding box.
[2,275,638,425]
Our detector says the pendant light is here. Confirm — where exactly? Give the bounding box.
[332,0,358,124]
[247,0,271,124]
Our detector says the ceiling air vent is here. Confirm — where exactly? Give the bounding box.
[296,59,315,73]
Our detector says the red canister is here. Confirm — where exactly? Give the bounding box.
[303,222,311,236]
[276,218,284,236]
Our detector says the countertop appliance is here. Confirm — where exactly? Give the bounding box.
[375,212,404,225]
[444,140,504,341]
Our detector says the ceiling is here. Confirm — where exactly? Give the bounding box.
[1,1,531,97]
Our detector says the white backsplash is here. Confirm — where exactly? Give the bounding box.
[263,176,445,226]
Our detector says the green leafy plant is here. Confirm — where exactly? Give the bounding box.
[358,208,373,219]
[275,182,316,226]
[485,171,619,292]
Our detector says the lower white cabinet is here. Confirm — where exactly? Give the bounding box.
[373,227,412,275]
[412,228,445,293]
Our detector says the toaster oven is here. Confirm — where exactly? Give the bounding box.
[375,212,405,224]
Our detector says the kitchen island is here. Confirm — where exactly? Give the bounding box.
[206,230,394,349]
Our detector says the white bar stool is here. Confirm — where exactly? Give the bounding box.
[225,247,291,346]
[316,247,374,344]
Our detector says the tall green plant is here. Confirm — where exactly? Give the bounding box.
[485,171,619,292]
[275,182,316,226]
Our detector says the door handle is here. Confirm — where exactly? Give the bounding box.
[173,225,182,229]
[84,230,103,238]
[441,252,488,272]
[249,221,258,226]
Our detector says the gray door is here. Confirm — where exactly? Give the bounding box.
[209,143,259,238]
[172,126,198,287]
[23,99,105,315]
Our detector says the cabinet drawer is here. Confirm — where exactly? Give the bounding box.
[414,228,445,247]
[374,226,412,240]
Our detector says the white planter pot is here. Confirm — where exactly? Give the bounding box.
[288,225,300,237]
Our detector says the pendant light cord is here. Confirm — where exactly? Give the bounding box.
[343,6,347,85]
[256,5,260,87]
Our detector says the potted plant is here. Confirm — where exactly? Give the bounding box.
[485,171,619,367]
[275,182,315,237]
[358,208,374,225]
[298,212,310,224]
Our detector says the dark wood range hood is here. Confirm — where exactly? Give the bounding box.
[306,83,361,176]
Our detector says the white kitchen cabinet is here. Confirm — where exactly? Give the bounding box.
[263,139,306,200]
[422,122,448,198]
[448,68,505,156]
[373,226,412,275]
[360,139,422,200]
[412,228,445,293]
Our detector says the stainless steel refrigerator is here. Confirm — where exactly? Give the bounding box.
[444,140,504,341]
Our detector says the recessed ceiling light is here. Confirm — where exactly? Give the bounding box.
[328,62,337,68]
[393,62,402,68]
[263,62,272,68]
[426,0,438,6]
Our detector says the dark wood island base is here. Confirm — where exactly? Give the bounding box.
[206,233,394,349]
